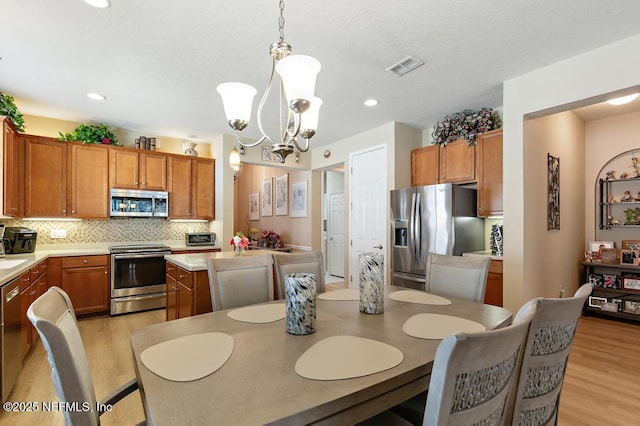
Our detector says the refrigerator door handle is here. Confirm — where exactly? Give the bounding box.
[411,192,418,264]
[415,192,422,266]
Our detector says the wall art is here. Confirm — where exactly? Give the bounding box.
[275,174,289,216]
[547,153,560,230]
[261,178,273,217]
[290,180,307,218]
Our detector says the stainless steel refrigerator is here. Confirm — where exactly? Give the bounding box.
[390,183,484,290]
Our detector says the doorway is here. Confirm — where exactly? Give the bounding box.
[323,168,345,284]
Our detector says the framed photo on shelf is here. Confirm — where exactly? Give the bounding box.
[588,240,614,253]
[248,192,259,221]
[622,240,640,251]
[588,274,604,288]
[602,274,619,289]
[275,174,288,216]
[620,249,640,265]
[588,296,607,308]
[621,272,640,291]
[261,178,273,217]
[600,248,618,264]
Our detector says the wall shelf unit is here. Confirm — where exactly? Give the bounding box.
[599,177,640,230]
[582,261,640,323]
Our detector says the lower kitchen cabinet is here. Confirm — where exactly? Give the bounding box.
[19,260,48,360]
[484,259,503,307]
[166,261,212,321]
[60,255,110,316]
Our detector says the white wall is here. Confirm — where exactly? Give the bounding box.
[503,34,640,312]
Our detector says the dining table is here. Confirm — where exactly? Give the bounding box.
[129,285,512,425]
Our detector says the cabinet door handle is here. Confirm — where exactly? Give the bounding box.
[167,267,174,271]
[179,274,185,279]
[83,259,88,263]
[104,271,108,275]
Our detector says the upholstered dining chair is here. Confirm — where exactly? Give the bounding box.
[206,255,276,311]
[27,286,143,426]
[505,283,593,426]
[425,253,491,303]
[363,299,539,426]
[273,251,326,299]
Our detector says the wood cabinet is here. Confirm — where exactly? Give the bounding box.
[484,259,503,307]
[3,117,23,217]
[60,255,110,316]
[476,129,503,217]
[165,260,213,321]
[411,139,476,186]
[68,143,110,218]
[19,260,48,360]
[110,148,167,190]
[24,136,67,217]
[167,156,215,220]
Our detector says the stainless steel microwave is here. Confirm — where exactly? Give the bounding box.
[110,189,169,217]
[185,232,217,246]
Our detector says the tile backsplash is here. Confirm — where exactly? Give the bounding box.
[1,219,210,245]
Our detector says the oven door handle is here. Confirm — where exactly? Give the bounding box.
[112,252,171,260]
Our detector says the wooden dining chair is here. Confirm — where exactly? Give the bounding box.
[27,286,143,426]
[425,253,491,302]
[206,255,275,311]
[273,251,326,299]
[363,299,539,425]
[505,283,593,426]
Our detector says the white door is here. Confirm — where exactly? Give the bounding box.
[349,144,387,288]
[328,192,345,277]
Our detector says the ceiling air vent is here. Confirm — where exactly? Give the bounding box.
[385,56,424,77]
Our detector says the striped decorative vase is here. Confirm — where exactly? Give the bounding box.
[359,253,384,314]
[285,273,317,335]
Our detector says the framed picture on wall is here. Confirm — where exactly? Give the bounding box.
[275,174,288,216]
[249,192,259,221]
[291,180,307,217]
[261,178,273,217]
[547,153,560,230]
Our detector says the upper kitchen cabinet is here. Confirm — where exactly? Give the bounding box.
[68,143,109,218]
[24,136,67,217]
[109,147,167,191]
[476,129,503,217]
[411,139,476,187]
[167,155,215,220]
[3,117,23,217]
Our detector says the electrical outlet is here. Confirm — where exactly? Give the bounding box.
[51,229,67,239]
[188,227,195,233]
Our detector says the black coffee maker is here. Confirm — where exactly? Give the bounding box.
[3,227,37,254]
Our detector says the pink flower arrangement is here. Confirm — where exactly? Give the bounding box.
[230,232,249,249]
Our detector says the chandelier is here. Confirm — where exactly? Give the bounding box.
[217,0,322,163]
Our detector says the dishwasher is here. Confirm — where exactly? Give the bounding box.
[1,277,21,402]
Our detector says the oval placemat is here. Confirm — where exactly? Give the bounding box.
[389,290,451,305]
[227,303,286,323]
[141,332,233,382]
[403,313,486,340]
[317,288,359,301]
[295,335,403,380]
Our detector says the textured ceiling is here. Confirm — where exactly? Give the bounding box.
[2,0,640,148]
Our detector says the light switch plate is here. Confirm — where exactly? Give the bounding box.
[51,229,67,239]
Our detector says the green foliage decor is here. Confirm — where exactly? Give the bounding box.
[432,107,502,147]
[58,123,119,145]
[0,92,26,132]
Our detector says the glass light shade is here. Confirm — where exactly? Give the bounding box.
[301,97,322,131]
[216,82,257,122]
[229,147,241,171]
[275,55,321,104]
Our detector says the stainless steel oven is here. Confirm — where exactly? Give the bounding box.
[109,244,171,315]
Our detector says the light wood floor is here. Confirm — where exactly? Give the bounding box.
[1,308,638,425]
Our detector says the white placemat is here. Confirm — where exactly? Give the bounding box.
[317,288,359,301]
[295,335,404,380]
[402,313,486,340]
[389,290,452,305]
[141,332,233,382]
[227,303,286,323]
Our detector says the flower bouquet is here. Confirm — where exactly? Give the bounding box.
[230,232,250,255]
[258,230,282,249]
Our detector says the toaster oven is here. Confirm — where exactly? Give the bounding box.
[185,232,217,246]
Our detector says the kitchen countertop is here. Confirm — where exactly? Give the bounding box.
[462,250,503,261]
[0,240,221,287]
[165,249,284,272]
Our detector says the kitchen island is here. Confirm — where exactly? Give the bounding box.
[164,249,283,321]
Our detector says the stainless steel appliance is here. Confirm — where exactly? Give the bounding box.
[390,183,484,290]
[185,232,216,246]
[2,227,37,254]
[110,189,169,217]
[109,244,171,315]
[1,277,21,402]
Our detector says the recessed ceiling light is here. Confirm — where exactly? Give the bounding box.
[87,93,106,101]
[607,93,639,105]
[364,99,379,107]
[83,0,111,8]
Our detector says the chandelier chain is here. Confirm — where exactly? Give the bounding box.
[278,0,285,42]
